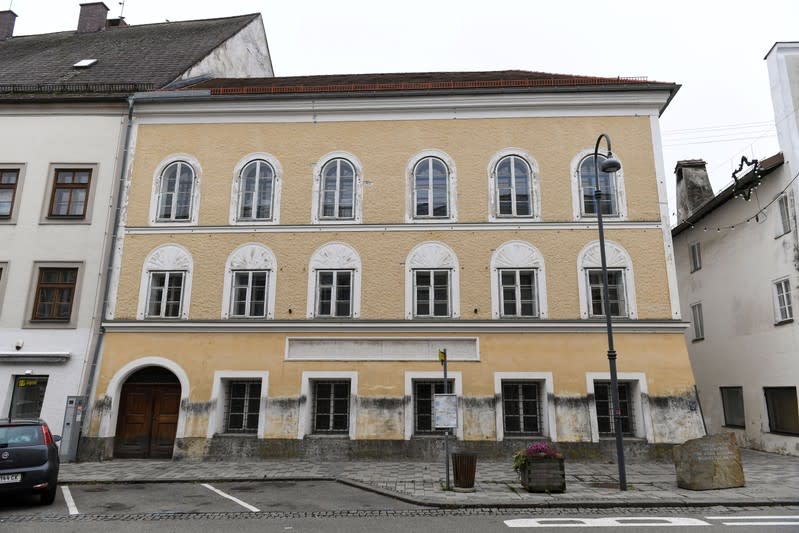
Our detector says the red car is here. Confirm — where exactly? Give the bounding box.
[0,419,61,505]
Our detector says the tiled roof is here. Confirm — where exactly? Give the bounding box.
[0,14,258,93]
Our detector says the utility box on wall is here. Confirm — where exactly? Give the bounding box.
[60,396,86,462]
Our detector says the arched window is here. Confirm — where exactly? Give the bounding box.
[488,149,540,221]
[157,161,195,221]
[406,150,456,222]
[238,160,275,221]
[576,241,637,319]
[490,241,547,319]
[312,152,363,224]
[222,244,277,319]
[404,242,460,319]
[137,245,193,320]
[571,150,626,220]
[306,242,362,318]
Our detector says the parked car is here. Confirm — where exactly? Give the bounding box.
[0,419,61,505]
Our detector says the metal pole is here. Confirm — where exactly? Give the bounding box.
[441,349,451,491]
[593,133,627,491]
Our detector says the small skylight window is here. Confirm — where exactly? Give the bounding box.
[73,59,98,68]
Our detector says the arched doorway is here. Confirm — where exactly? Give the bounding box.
[114,366,181,459]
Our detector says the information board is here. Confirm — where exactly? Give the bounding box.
[434,394,458,429]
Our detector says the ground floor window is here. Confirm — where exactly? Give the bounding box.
[9,375,48,418]
[720,386,745,428]
[312,380,350,434]
[764,387,799,436]
[224,380,261,434]
[502,381,542,435]
[413,379,453,434]
[594,381,634,436]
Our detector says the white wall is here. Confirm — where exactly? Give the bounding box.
[180,17,273,80]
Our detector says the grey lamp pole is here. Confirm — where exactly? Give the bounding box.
[592,133,627,491]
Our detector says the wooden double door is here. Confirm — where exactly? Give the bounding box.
[114,383,180,459]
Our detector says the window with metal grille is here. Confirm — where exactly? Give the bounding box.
[230,270,268,318]
[320,158,355,219]
[495,155,532,217]
[720,386,745,428]
[413,379,453,434]
[316,270,352,317]
[691,302,704,340]
[32,268,78,321]
[594,381,634,437]
[499,269,538,317]
[587,269,627,317]
[48,169,91,218]
[414,269,450,317]
[579,154,618,216]
[146,271,185,318]
[413,156,449,218]
[312,380,350,434]
[689,242,702,272]
[238,159,275,221]
[773,278,793,323]
[502,381,542,435]
[224,380,261,434]
[157,161,195,221]
[0,168,19,218]
[764,387,799,436]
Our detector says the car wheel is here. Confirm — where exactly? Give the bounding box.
[39,484,57,506]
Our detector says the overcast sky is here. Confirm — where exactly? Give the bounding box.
[7,0,799,222]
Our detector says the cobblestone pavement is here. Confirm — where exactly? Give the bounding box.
[59,449,799,508]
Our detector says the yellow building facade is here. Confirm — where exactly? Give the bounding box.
[81,73,704,460]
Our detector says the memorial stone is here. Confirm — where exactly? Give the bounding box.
[673,433,745,490]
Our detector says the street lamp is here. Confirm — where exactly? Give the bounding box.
[592,133,627,491]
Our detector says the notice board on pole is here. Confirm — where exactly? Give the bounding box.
[434,394,458,429]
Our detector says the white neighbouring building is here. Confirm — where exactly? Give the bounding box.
[671,41,799,456]
[0,2,272,454]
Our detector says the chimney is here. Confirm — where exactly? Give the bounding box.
[675,160,714,224]
[77,2,109,33]
[0,10,17,40]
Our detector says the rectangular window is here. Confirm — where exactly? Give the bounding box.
[587,269,627,317]
[32,267,78,321]
[776,194,791,237]
[763,387,799,436]
[720,387,745,428]
[312,380,350,434]
[9,376,49,418]
[413,379,453,434]
[689,242,702,272]
[0,168,19,219]
[414,269,450,317]
[499,269,538,317]
[502,381,542,436]
[146,271,185,318]
[690,302,704,340]
[316,270,352,317]
[224,380,261,434]
[231,271,268,318]
[594,381,634,436]
[48,169,91,218]
[773,278,793,323]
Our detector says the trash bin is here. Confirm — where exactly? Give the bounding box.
[451,452,477,489]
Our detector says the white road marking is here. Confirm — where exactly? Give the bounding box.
[60,485,79,515]
[201,483,260,512]
[706,516,799,520]
[722,522,799,527]
[504,517,710,527]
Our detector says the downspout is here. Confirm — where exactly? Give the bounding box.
[80,95,136,435]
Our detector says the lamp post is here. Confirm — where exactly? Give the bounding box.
[592,133,627,491]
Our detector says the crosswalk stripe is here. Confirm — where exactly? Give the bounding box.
[201,483,260,512]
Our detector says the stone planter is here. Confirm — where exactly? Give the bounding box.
[519,456,566,493]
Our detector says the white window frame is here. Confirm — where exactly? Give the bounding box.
[412,269,451,318]
[775,192,793,237]
[487,148,540,221]
[405,149,457,223]
[149,154,201,226]
[494,372,556,441]
[221,243,276,319]
[311,151,363,224]
[315,269,354,318]
[570,149,627,221]
[144,271,185,319]
[586,267,628,318]
[490,240,548,319]
[404,371,463,440]
[773,277,794,323]
[404,242,460,319]
[306,242,361,319]
[207,371,269,438]
[689,241,702,272]
[298,371,358,440]
[577,240,637,319]
[229,152,282,225]
[137,244,193,320]
[690,301,704,340]
[586,372,653,443]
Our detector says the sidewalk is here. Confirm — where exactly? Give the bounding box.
[59,449,799,509]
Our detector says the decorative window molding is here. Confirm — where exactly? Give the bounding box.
[576,240,637,319]
[229,152,282,225]
[405,149,457,223]
[586,372,653,443]
[136,244,193,320]
[0,165,24,225]
[403,371,463,440]
[494,372,556,441]
[570,149,627,221]
[306,242,361,318]
[221,243,277,319]
[207,370,269,438]
[487,148,540,221]
[148,154,201,226]
[404,241,460,319]
[490,240,548,319]
[298,371,358,439]
[311,151,363,224]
